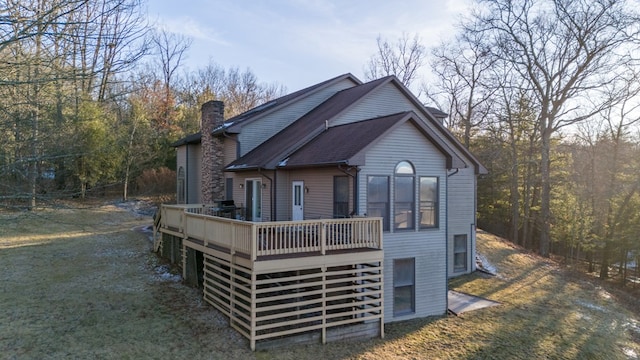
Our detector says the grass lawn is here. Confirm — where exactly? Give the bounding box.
[1,203,638,359]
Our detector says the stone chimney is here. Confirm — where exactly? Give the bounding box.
[200,100,225,204]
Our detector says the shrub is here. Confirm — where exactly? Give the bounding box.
[136,167,176,196]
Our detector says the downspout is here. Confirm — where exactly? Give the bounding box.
[354,168,360,214]
[185,145,188,204]
[472,171,478,272]
[258,168,275,221]
[273,170,277,221]
[445,168,459,310]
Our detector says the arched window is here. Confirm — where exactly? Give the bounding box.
[177,167,185,204]
[395,161,414,175]
[394,161,415,230]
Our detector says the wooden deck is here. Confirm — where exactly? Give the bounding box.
[155,204,385,350]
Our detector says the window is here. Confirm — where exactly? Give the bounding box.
[419,177,439,228]
[177,167,185,204]
[367,176,389,231]
[334,176,349,218]
[454,235,468,272]
[394,161,415,230]
[393,258,415,315]
[225,178,233,200]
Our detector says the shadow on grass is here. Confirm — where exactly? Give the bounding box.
[448,256,633,359]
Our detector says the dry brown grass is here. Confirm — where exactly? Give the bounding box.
[1,207,638,359]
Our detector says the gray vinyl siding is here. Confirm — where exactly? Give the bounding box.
[176,146,186,203]
[223,136,238,166]
[280,168,353,220]
[274,170,290,221]
[332,83,425,127]
[188,145,202,204]
[237,79,356,156]
[448,167,477,276]
[176,144,202,204]
[230,171,273,222]
[335,81,480,278]
[357,121,448,321]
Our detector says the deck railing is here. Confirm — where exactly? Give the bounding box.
[159,204,383,261]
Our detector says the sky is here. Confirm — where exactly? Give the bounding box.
[146,0,471,93]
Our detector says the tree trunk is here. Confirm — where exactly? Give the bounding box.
[509,143,520,245]
[29,3,44,210]
[29,108,39,210]
[539,126,552,257]
[600,242,611,279]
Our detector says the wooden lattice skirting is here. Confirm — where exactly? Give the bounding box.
[197,249,384,350]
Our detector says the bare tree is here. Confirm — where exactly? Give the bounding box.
[427,29,496,148]
[470,0,640,257]
[0,0,150,207]
[180,60,285,119]
[365,32,426,88]
[593,68,640,279]
[152,28,192,114]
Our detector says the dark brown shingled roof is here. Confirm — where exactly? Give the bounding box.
[282,112,409,168]
[226,76,393,171]
[171,132,202,147]
[282,112,466,169]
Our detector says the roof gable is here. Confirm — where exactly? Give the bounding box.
[384,79,488,174]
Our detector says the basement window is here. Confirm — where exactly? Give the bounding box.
[454,234,468,272]
[393,258,415,316]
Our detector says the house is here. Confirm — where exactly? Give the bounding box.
[155,73,487,349]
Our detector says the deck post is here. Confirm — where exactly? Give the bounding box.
[251,224,257,261]
[378,218,383,249]
[179,208,184,233]
[380,260,385,338]
[182,243,187,279]
[250,271,257,351]
[321,265,327,344]
[320,222,326,255]
[230,220,235,256]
